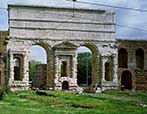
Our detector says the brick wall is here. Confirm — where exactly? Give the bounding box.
[32,64,47,89]
[118,39,147,90]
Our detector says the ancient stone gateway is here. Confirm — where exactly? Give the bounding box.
[7,4,118,92]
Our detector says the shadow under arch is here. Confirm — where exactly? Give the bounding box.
[121,70,132,90]
[13,55,23,81]
[78,43,100,88]
[62,81,69,90]
[28,41,54,89]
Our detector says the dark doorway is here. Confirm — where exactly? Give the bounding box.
[121,71,132,90]
[105,62,112,81]
[118,48,128,68]
[62,81,69,90]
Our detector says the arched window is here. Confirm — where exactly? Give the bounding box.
[136,48,144,70]
[61,61,67,77]
[105,62,112,81]
[14,57,21,80]
[118,48,128,68]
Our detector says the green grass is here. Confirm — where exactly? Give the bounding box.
[0,90,147,114]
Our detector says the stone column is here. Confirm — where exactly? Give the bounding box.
[101,56,106,82]
[72,55,77,78]
[71,54,77,85]
[46,48,54,88]
[22,53,29,86]
[112,54,118,84]
[96,55,101,85]
[9,53,14,85]
[55,55,59,79]
[90,54,100,87]
[54,55,60,89]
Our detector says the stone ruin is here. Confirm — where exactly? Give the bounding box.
[0,4,147,92]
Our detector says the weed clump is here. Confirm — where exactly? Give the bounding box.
[0,86,10,100]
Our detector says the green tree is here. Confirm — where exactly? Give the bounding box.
[29,60,42,81]
[77,52,92,86]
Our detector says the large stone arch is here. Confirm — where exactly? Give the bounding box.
[78,43,100,89]
[26,41,54,89]
[7,39,55,90]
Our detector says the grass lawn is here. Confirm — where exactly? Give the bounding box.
[0,90,147,114]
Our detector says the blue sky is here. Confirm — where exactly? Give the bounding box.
[29,46,47,64]
[1,0,147,63]
[1,0,147,39]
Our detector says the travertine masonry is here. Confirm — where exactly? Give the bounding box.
[1,4,146,91]
[118,39,147,90]
[7,4,117,92]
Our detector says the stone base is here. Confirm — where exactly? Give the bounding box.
[10,85,30,92]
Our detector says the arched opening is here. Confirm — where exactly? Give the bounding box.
[61,61,67,77]
[118,48,128,68]
[14,55,23,81]
[29,45,47,89]
[62,81,69,90]
[136,48,144,70]
[77,45,98,87]
[121,71,132,90]
[105,62,112,81]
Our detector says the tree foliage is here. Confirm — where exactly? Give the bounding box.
[29,60,42,81]
[77,52,92,86]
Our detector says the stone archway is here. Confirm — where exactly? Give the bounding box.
[76,46,92,87]
[76,43,100,92]
[7,4,117,91]
[28,42,53,89]
[121,71,132,90]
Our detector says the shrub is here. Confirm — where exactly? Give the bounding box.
[0,85,10,100]
[0,89,4,100]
